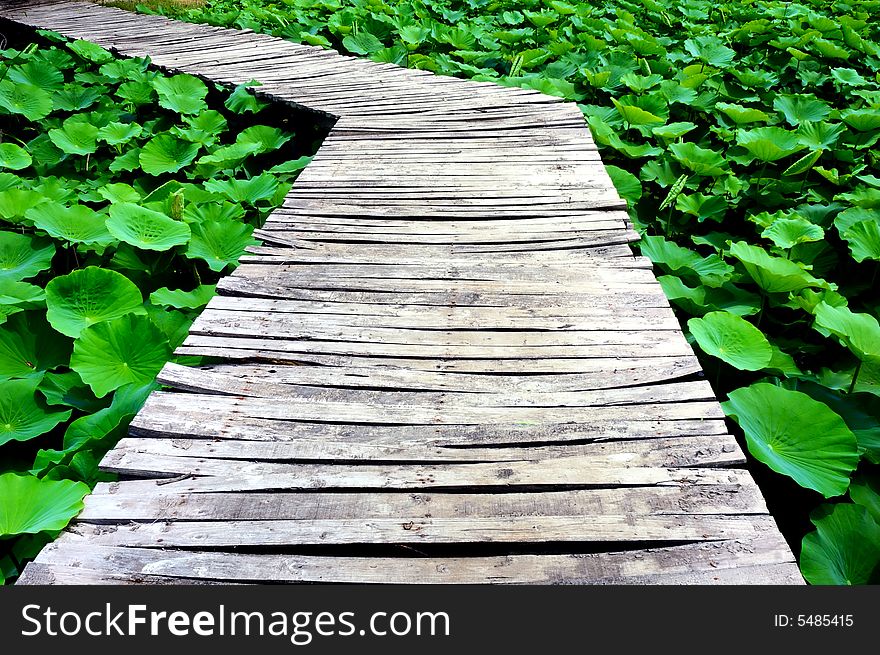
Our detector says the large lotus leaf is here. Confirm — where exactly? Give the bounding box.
[0,378,71,447]
[203,174,279,205]
[34,381,157,476]
[116,80,155,106]
[675,193,727,222]
[761,217,824,249]
[152,74,208,115]
[26,202,115,248]
[45,266,145,338]
[0,232,55,282]
[639,235,733,287]
[684,35,735,67]
[38,370,105,414]
[850,474,880,524]
[186,218,259,272]
[343,31,385,55]
[722,383,859,497]
[729,241,828,293]
[800,503,880,585]
[611,97,664,125]
[98,183,141,204]
[0,279,44,308]
[0,473,89,537]
[236,125,292,153]
[841,108,880,132]
[106,202,191,251]
[773,94,831,126]
[715,102,770,124]
[139,134,200,175]
[67,39,113,63]
[53,84,102,112]
[8,61,64,91]
[71,314,171,398]
[0,143,32,171]
[0,190,46,222]
[0,80,53,121]
[834,207,879,234]
[145,304,194,349]
[737,127,804,162]
[225,83,267,114]
[797,121,846,149]
[813,302,880,363]
[668,142,728,176]
[197,141,261,170]
[149,284,217,309]
[0,311,71,381]
[688,311,772,371]
[48,116,99,156]
[658,276,761,317]
[842,220,880,262]
[97,121,143,146]
[268,156,313,175]
[605,165,641,205]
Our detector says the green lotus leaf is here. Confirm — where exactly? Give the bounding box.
[761,217,824,249]
[773,94,831,126]
[343,31,385,55]
[34,381,157,477]
[715,102,770,124]
[98,182,141,204]
[237,125,293,153]
[612,98,664,125]
[0,143,32,171]
[152,73,209,115]
[684,35,736,67]
[203,173,279,205]
[639,235,733,287]
[48,117,99,156]
[657,276,761,317]
[841,220,880,262]
[651,121,697,139]
[0,279,44,308]
[797,121,846,150]
[668,142,728,176]
[149,284,217,309]
[831,68,869,86]
[97,121,143,146]
[850,474,880,524]
[675,193,727,222]
[38,370,105,414]
[45,266,146,338]
[26,202,116,248]
[268,156,312,175]
[145,304,194,349]
[722,383,859,497]
[834,207,878,234]
[841,108,880,132]
[116,80,155,106]
[53,84,102,112]
[197,141,261,170]
[0,232,55,282]
[0,378,72,447]
[185,218,259,272]
[71,313,171,398]
[8,61,64,91]
[737,127,804,162]
[0,473,89,537]
[183,200,246,224]
[800,503,880,585]
[813,302,880,363]
[0,189,46,222]
[67,39,113,63]
[109,148,142,173]
[0,80,53,121]
[0,311,71,381]
[605,165,641,205]
[728,241,828,293]
[225,82,268,114]
[688,311,773,371]
[139,134,200,175]
[106,202,191,251]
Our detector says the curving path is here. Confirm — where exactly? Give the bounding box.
[3,0,802,584]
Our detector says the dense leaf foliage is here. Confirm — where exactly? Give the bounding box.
[0,33,314,582]
[141,0,880,583]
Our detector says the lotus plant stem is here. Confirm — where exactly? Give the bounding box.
[849,360,862,395]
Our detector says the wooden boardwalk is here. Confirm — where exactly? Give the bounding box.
[5,0,802,584]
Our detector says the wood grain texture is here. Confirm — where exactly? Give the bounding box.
[2,0,801,585]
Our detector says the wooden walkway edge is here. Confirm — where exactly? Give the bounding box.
[3,0,803,584]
